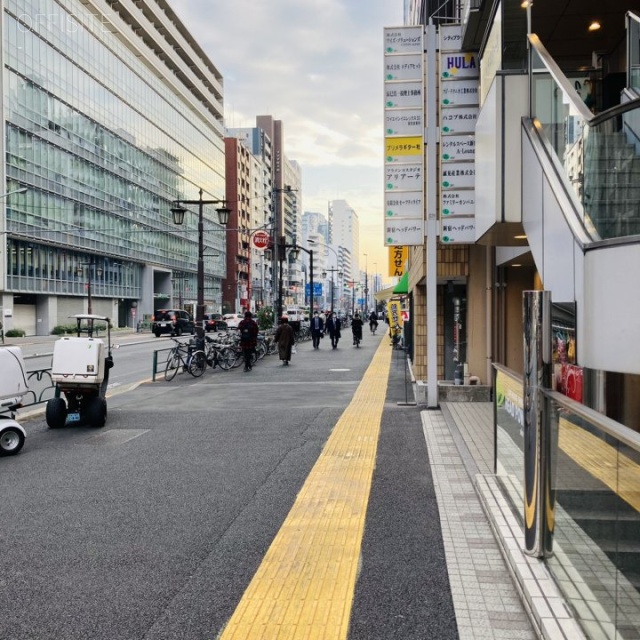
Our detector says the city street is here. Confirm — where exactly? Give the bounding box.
[1,330,456,640]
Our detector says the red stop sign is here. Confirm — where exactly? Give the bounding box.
[252,231,271,250]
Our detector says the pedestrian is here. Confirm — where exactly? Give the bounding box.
[368,310,379,334]
[351,313,363,346]
[274,316,295,365]
[310,310,324,349]
[237,310,259,372]
[325,312,342,349]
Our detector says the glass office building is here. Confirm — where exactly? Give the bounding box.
[0,0,226,334]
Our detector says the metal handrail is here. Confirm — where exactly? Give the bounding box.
[528,33,593,123]
[542,388,640,453]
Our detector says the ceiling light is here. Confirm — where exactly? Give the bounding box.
[521,0,532,7]
[588,21,601,31]
[512,264,522,267]
[514,234,527,239]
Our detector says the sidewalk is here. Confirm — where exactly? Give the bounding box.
[432,401,585,639]
[4,330,584,638]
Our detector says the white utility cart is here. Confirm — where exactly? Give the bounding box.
[46,314,115,429]
[0,346,28,455]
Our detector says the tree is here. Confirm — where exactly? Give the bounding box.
[256,306,274,330]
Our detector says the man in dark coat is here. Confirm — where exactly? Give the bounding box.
[310,310,324,349]
[237,310,259,372]
[274,317,295,365]
[325,312,341,349]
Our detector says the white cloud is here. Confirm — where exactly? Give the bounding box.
[172,0,404,280]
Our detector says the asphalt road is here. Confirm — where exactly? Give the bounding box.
[1,330,458,640]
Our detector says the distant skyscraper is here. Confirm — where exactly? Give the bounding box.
[328,200,359,282]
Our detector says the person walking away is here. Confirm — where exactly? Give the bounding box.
[351,313,364,346]
[310,311,324,349]
[274,317,295,365]
[238,310,259,372]
[369,311,378,334]
[326,312,342,349]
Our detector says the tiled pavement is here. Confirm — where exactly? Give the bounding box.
[426,402,587,640]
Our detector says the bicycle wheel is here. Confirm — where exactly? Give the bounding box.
[256,343,267,360]
[164,352,181,381]
[217,348,235,371]
[231,349,244,368]
[188,350,207,377]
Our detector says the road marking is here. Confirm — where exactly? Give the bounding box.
[80,429,149,445]
[220,340,392,640]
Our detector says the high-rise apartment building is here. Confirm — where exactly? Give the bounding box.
[227,126,273,310]
[223,137,252,313]
[328,200,358,309]
[1,0,227,334]
[256,116,302,312]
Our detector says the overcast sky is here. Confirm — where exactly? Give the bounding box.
[171,0,404,280]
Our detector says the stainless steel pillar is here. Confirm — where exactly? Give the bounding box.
[523,290,554,557]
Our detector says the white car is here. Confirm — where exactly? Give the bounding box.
[223,313,242,328]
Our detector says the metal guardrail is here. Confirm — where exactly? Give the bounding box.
[19,367,56,409]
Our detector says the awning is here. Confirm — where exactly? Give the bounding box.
[374,285,397,302]
[392,271,409,295]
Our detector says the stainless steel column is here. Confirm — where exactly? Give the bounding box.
[523,290,553,557]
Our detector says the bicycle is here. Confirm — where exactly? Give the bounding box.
[200,335,235,371]
[164,338,206,381]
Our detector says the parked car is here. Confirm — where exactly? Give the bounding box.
[203,313,228,332]
[223,313,242,328]
[151,309,195,337]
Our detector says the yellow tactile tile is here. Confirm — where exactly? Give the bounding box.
[560,417,640,512]
[220,340,392,640]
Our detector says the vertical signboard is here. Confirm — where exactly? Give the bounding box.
[439,25,478,244]
[384,26,424,247]
[388,245,409,277]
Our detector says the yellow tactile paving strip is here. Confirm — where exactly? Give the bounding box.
[219,340,392,640]
[560,417,640,512]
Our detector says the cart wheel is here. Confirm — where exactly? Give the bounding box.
[46,398,67,429]
[0,426,25,456]
[86,397,107,427]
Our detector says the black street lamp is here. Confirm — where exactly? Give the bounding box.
[321,266,342,316]
[171,188,230,334]
[76,259,103,315]
[276,238,313,322]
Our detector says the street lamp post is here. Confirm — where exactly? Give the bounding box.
[348,280,357,316]
[308,240,343,315]
[77,259,103,315]
[363,253,369,314]
[276,238,313,322]
[171,188,230,334]
[322,267,342,316]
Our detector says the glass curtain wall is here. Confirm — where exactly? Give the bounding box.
[2,0,226,305]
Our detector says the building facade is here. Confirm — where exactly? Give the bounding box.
[227,125,274,311]
[1,0,227,334]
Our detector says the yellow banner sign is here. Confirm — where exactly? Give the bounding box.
[388,246,408,277]
[387,299,404,331]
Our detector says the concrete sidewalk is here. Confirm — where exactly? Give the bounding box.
[432,401,585,639]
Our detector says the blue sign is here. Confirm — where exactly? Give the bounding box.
[357,298,366,306]
[305,283,323,296]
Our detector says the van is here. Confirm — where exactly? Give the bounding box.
[284,307,307,331]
